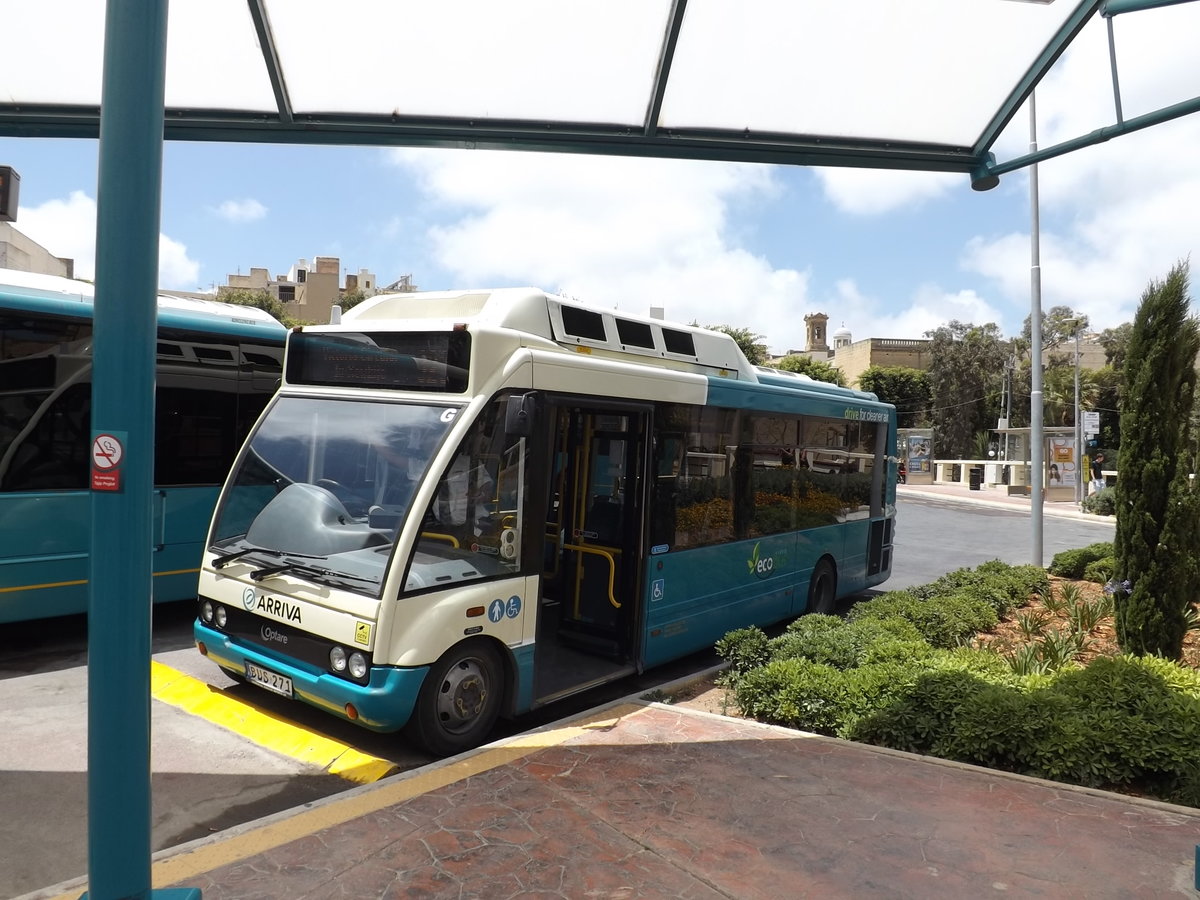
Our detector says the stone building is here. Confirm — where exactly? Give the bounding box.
[220,256,379,324]
[0,222,74,278]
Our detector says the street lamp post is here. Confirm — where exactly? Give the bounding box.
[1080,324,1089,508]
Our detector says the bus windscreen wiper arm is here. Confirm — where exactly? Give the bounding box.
[213,545,327,569]
[248,561,374,585]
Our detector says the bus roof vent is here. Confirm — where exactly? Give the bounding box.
[545,296,753,378]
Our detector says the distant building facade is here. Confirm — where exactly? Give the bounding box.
[220,256,382,324]
[0,222,74,278]
[776,314,1110,389]
[832,337,933,387]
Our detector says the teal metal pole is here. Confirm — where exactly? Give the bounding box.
[84,2,198,898]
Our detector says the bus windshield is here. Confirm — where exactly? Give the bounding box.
[210,396,458,595]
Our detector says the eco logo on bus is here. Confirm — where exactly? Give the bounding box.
[747,543,774,579]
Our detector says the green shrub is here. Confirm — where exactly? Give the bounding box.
[714,626,771,681]
[911,561,1047,617]
[1081,486,1116,516]
[847,590,997,649]
[1048,542,1114,579]
[846,668,991,754]
[932,685,1071,771]
[767,616,929,670]
[733,658,847,734]
[1082,556,1116,584]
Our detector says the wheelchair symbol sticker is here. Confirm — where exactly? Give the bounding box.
[651,579,664,602]
[506,595,522,618]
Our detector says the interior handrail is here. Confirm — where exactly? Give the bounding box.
[561,542,620,609]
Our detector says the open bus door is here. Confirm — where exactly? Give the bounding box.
[534,401,649,704]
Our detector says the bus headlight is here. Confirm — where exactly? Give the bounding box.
[215,605,228,629]
[348,652,368,679]
[201,600,214,624]
[329,646,348,672]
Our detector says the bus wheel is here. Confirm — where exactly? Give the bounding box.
[404,642,503,757]
[807,559,837,615]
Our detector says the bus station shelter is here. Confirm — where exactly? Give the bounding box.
[2,1,1198,896]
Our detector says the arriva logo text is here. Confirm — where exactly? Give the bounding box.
[251,594,302,624]
[747,543,775,579]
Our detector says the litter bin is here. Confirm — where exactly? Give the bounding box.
[969,466,984,491]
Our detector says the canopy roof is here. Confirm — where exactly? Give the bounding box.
[4,0,1197,188]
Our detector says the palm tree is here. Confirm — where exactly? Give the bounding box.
[1042,365,1101,428]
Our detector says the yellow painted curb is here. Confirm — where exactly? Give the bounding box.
[149,661,397,784]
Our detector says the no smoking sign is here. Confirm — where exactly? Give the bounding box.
[91,431,125,491]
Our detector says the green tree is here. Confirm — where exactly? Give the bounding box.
[1022,304,1089,351]
[706,324,769,366]
[858,365,930,428]
[1041,364,1101,428]
[1113,261,1200,659]
[218,287,296,326]
[775,354,846,386]
[1098,322,1133,369]
[340,288,368,312]
[925,321,1008,459]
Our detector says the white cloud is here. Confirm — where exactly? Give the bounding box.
[17,190,97,278]
[388,149,820,352]
[813,168,959,217]
[962,5,1200,333]
[17,189,202,288]
[812,278,1004,343]
[158,234,201,289]
[214,198,267,223]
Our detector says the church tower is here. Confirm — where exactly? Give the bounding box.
[804,313,830,354]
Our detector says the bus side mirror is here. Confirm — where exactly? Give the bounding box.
[505,393,536,436]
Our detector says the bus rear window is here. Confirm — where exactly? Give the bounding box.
[287,331,471,392]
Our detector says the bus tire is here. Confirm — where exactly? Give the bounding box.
[404,641,504,757]
[807,558,837,615]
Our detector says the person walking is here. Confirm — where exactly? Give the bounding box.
[1090,453,1106,493]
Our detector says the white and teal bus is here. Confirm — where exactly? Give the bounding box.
[194,288,897,755]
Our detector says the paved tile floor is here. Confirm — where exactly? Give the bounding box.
[115,701,1200,899]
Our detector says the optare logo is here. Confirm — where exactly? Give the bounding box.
[747,543,775,579]
[243,587,256,610]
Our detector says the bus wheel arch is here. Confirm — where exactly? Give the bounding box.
[807,556,838,615]
[403,637,507,757]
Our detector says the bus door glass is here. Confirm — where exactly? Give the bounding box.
[535,403,647,702]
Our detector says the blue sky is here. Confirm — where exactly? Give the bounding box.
[4,13,1199,358]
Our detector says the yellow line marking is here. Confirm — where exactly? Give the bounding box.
[149,661,398,784]
[0,568,196,593]
[0,579,88,593]
[41,703,643,899]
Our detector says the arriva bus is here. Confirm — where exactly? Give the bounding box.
[194,288,897,755]
[0,269,286,623]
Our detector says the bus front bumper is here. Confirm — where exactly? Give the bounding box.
[194,620,428,732]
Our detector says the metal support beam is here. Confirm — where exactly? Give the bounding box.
[1029,94,1045,568]
[84,0,199,897]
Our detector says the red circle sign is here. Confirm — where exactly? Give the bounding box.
[92,434,124,470]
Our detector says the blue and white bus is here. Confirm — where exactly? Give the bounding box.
[195,288,896,755]
[0,269,287,623]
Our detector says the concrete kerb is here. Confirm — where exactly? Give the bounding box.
[898,483,1116,524]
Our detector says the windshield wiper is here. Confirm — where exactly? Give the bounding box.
[249,560,376,587]
[212,545,327,569]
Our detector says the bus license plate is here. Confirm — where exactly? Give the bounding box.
[245,662,293,698]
